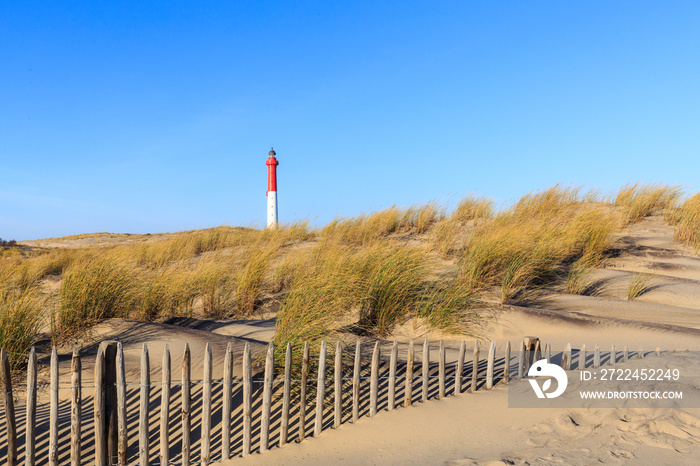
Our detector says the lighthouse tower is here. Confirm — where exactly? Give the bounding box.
[266,148,279,229]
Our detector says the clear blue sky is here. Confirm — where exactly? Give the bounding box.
[2,1,699,240]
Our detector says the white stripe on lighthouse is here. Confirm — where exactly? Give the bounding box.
[267,191,278,229]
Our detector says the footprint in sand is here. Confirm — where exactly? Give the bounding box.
[610,449,635,460]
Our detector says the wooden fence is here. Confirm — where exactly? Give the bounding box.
[0,339,657,465]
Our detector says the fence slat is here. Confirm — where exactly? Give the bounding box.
[49,346,58,466]
[181,344,191,466]
[202,343,212,464]
[524,340,531,375]
[315,341,327,436]
[26,346,37,466]
[579,344,587,370]
[504,341,511,384]
[299,341,309,442]
[370,342,380,417]
[139,344,150,466]
[352,341,360,422]
[545,341,551,363]
[222,342,232,459]
[104,341,118,464]
[422,340,429,402]
[404,340,414,407]
[455,341,465,395]
[388,340,397,410]
[1,348,17,466]
[116,343,127,466]
[517,341,524,378]
[242,342,252,456]
[534,340,541,362]
[471,341,479,392]
[610,345,616,366]
[623,346,628,363]
[594,344,600,368]
[160,345,171,466]
[334,342,342,428]
[438,340,446,399]
[281,342,292,445]
[95,345,106,466]
[486,341,495,389]
[71,346,82,466]
[261,344,274,452]
[562,343,571,370]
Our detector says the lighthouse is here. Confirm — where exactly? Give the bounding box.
[266,148,279,229]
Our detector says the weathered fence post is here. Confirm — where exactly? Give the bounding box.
[299,341,309,441]
[242,342,252,455]
[202,343,212,464]
[594,344,600,368]
[103,341,118,465]
[656,347,661,356]
[562,343,571,370]
[404,340,414,407]
[579,344,586,370]
[610,344,616,366]
[315,341,327,437]
[504,341,511,384]
[139,344,150,466]
[181,344,191,465]
[261,344,274,452]
[623,346,628,363]
[352,341,360,423]
[281,342,292,444]
[517,341,525,378]
[438,340,446,399]
[638,347,643,359]
[486,341,495,389]
[388,340,397,410]
[71,346,82,466]
[524,339,531,374]
[455,341,465,395]
[370,342,380,417]
[545,341,551,363]
[95,345,107,466]
[49,346,59,466]
[471,341,480,392]
[116,343,127,466]
[0,348,17,466]
[334,342,342,428]
[534,340,541,362]
[222,343,232,460]
[422,340,430,402]
[160,344,171,466]
[26,346,37,466]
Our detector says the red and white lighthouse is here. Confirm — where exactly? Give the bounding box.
[266,148,279,228]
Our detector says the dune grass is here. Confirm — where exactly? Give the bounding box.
[55,254,137,339]
[452,195,494,223]
[458,186,618,302]
[137,266,199,321]
[615,183,682,226]
[627,273,653,300]
[565,260,596,295]
[0,289,45,373]
[321,203,444,246]
[669,192,700,251]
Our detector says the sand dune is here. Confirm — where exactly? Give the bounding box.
[4,215,700,465]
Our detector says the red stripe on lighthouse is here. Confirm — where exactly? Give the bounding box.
[266,148,279,195]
